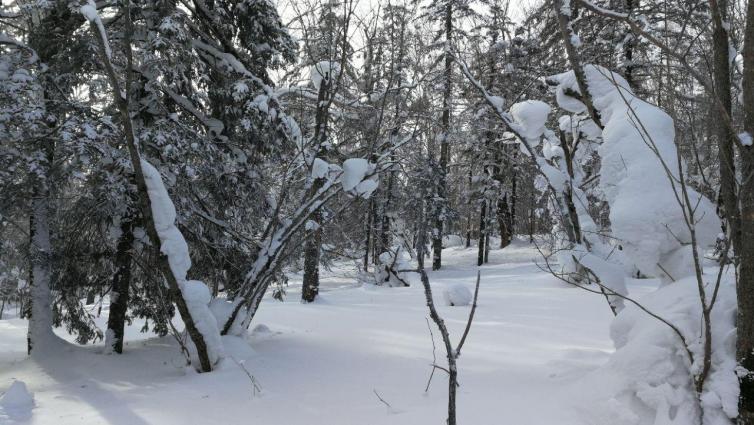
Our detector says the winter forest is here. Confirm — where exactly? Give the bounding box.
[2,0,754,423]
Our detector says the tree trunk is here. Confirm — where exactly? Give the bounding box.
[302,179,324,303]
[737,1,754,422]
[709,0,741,257]
[554,0,603,128]
[477,201,487,266]
[302,74,332,303]
[106,214,135,354]
[86,5,214,372]
[497,194,513,249]
[27,185,55,355]
[432,2,453,271]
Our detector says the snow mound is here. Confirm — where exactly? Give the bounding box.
[341,158,369,191]
[1,380,34,421]
[575,274,737,425]
[443,284,472,307]
[251,324,271,335]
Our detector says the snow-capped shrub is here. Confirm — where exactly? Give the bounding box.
[550,65,720,281]
[372,248,411,287]
[443,284,472,307]
[442,235,464,248]
[575,274,737,425]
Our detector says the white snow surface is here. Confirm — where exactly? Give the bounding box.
[0,380,34,421]
[550,65,720,280]
[310,61,341,91]
[0,241,650,425]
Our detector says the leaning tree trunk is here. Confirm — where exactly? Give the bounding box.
[86,4,214,372]
[554,0,603,128]
[105,212,135,354]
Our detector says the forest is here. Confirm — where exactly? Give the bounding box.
[1,0,753,423]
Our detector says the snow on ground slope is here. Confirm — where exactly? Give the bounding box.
[0,240,648,424]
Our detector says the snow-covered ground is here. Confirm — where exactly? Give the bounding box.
[0,241,659,424]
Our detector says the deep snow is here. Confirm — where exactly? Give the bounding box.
[0,241,661,425]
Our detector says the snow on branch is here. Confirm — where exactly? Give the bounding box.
[80,0,112,60]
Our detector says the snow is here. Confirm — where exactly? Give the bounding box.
[575,272,738,425]
[312,157,330,179]
[739,132,752,146]
[340,158,377,198]
[0,380,34,421]
[310,61,341,91]
[371,248,411,287]
[509,100,551,144]
[550,65,720,280]
[79,0,112,60]
[442,284,472,307]
[0,241,632,425]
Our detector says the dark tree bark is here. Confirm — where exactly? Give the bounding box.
[554,0,603,129]
[302,71,332,303]
[477,201,487,266]
[106,214,136,354]
[709,0,741,258]
[432,2,453,271]
[497,194,513,249]
[737,0,754,422]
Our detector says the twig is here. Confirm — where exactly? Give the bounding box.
[230,356,262,397]
[373,389,392,411]
[456,271,481,357]
[424,317,438,393]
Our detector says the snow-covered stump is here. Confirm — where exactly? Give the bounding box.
[443,284,472,307]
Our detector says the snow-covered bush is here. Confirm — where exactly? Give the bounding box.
[550,65,719,281]
[443,284,472,307]
[575,274,737,425]
[372,248,411,287]
[442,235,464,248]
